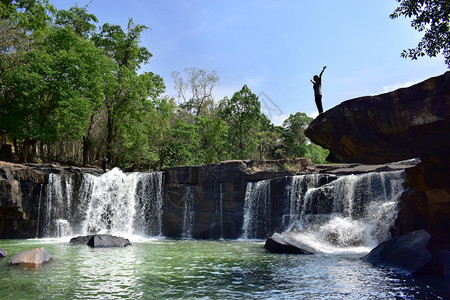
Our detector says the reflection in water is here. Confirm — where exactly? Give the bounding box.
[0,239,448,299]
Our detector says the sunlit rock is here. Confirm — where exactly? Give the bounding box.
[264,232,315,254]
[11,247,54,267]
[305,72,450,164]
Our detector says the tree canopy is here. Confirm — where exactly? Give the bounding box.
[391,0,450,67]
[0,1,329,169]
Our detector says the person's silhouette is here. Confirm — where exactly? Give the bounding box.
[310,66,327,114]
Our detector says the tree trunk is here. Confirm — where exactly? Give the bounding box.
[20,138,30,163]
[106,112,114,164]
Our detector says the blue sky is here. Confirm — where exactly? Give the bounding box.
[52,0,447,124]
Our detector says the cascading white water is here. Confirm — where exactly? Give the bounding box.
[282,174,323,231]
[289,170,405,253]
[241,171,405,252]
[240,179,271,239]
[40,168,164,238]
[42,173,73,237]
[182,186,195,238]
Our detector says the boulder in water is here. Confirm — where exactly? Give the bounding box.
[88,234,131,248]
[70,234,131,247]
[11,247,54,267]
[0,247,6,258]
[69,235,94,245]
[264,232,315,254]
[362,230,433,274]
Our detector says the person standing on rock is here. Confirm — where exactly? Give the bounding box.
[310,66,327,114]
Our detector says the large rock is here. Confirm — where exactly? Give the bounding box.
[11,247,54,267]
[88,234,131,247]
[70,234,131,247]
[69,235,94,245]
[361,230,448,275]
[0,247,6,258]
[264,232,315,254]
[305,71,450,164]
[396,155,450,242]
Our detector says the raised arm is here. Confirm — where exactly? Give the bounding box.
[319,66,327,78]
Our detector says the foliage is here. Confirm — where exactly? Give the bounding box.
[218,85,263,159]
[1,25,110,160]
[390,0,450,67]
[91,19,157,163]
[281,112,313,158]
[0,2,330,168]
[54,5,98,38]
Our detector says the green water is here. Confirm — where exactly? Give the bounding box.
[0,239,448,299]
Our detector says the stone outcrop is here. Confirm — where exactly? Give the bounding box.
[362,230,434,274]
[305,71,450,275]
[10,247,54,267]
[305,72,450,164]
[264,232,315,254]
[70,234,131,247]
[0,161,102,238]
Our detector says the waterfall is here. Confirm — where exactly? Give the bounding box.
[39,168,164,238]
[35,184,43,238]
[219,183,224,239]
[240,170,404,251]
[182,186,195,238]
[287,170,405,252]
[240,179,271,239]
[282,174,324,231]
[41,173,73,237]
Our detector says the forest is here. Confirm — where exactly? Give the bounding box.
[0,0,329,170]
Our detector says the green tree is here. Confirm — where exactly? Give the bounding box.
[54,5,97,38]
[196,115,229,164]
[113,71,166,169]
[1,25,110,161]
[256,114,282,160]
[92,19,154,163]
[0,0,54,31]
[390,0,450,67]
[164,118,200,167]
[52,5,104,165]
[281,112,313,158]
[218,85,262,159]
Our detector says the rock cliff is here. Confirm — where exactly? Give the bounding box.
[305,72,450,164]
[305,72,450,275]
[0,159,413,239]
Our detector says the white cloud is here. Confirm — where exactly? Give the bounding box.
[269,113,290,126]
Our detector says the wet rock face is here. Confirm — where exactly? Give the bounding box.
[305,72,450,164]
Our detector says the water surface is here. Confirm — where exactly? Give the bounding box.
[1,239,448,299]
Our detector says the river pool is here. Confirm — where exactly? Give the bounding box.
[0,238,448,299]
